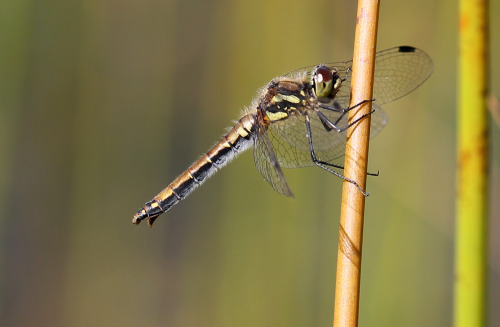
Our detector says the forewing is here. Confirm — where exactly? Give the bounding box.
[371,46,434,105]
[284,46,433,107]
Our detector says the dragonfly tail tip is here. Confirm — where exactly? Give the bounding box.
[132,209,147,225]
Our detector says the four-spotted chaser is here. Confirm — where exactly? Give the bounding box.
[133,46,433,227]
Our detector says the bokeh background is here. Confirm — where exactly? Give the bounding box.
[1,0,499,326]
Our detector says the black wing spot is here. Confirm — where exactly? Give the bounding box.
[398,46,416,53]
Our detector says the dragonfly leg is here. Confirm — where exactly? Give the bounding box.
[319,99,375,131]
[316,99,379,177]
[341,67,351,82]
[305,115,370,196]
[307,160,379,177]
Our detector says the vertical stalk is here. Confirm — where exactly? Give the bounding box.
[455,0,489,326]
[332,1,379,326]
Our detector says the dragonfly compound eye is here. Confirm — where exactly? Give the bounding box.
[313,65,334,98]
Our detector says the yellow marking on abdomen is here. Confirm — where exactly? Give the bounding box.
[155,186,178,202]
[235,124,249,138]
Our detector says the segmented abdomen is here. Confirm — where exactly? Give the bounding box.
[133,113,257,227]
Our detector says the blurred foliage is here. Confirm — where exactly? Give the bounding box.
[0,0,498,326]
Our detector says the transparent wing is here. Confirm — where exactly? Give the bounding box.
[267,104,387,169]
[270,46,432,168]
[253,123,294,197]
[371,46,434,105]
[285,46,433,107]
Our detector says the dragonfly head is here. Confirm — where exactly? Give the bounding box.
[312,65,341,99]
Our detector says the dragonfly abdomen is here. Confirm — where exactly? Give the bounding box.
[133,113,257,227]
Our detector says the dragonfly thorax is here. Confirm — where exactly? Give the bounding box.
[260,80,309,122]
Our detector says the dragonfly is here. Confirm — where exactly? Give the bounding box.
[133,46,433,227]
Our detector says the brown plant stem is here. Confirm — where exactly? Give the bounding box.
[332,1,379,326]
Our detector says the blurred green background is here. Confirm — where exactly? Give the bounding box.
[0,0,499,326]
